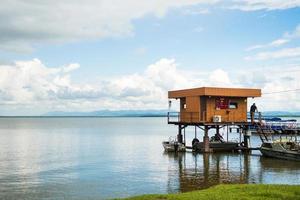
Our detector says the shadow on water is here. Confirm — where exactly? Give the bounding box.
[163,151,300,193]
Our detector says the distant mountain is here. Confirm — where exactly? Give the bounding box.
[43,109,170,117]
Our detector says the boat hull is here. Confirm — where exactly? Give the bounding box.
[193,142,239,152]
[260,147,300,161]
[162,141,186,152]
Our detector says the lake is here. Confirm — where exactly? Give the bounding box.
[0,117,300,199]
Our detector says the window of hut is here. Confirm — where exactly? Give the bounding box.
[229,102,238,109]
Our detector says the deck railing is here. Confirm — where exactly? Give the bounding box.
[250,112,300,134]
[167,112,205,123]
[167,112,180,123]
[247,112,262,123]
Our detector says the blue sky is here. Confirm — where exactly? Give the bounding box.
[0,1,300,115]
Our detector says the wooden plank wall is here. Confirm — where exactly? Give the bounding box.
[180,96,200,122]
[179,96,248,123]
[205,97,247,122]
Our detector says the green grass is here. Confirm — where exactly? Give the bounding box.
[117,184,300,200]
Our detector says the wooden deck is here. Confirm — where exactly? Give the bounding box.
[167,112,251,127]
[168,121,251,126]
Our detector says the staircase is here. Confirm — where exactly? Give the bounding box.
[254,122,275,143]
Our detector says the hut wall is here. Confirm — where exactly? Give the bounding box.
[180,96,200,122]
[205,97,247,122]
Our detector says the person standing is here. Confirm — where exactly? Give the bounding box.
[250,103,258,123]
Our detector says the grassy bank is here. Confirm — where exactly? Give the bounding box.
[118,184,300,200]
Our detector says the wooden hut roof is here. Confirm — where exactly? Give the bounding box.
[168,87,261,98]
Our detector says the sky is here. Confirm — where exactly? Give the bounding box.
[0,0,300,115]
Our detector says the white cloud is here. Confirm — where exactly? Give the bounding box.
[1,0,299,52]
[233,65,300,111]
[246,38,290,51]
[254,69,300,111]
[230,0,300,11]
[0,0,216,52]
[245,44,265,51]
[246,24,300,52]
[245,24,300,62]
[246,37,291,52]
[245,47,300,60]
[269,39,289,47]
[182,8,211,15]
[209,69,232,86]
[0,58,299,114]
[284,24,300,39]
[62,63,80,73]
[0,58,236,115]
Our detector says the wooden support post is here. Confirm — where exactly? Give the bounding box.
[243,153,249,179]
[227,125,229,142]
[177,125,183,143]
[203,153,209,184]
[243,126,251,153]
[239,128,242,144]
[183,127,186,145]
[243,132,249,148]
[203,126,210,153]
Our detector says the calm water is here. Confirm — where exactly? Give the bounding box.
[0,117,300,199]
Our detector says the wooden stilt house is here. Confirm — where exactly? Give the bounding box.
[168,87,261,123]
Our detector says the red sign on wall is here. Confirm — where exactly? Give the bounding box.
[215,98,229,109]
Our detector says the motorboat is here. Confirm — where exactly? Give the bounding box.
[260,140,300,161]
[192,141,239,152]
[192,134,239,152]
[162,137,186,152]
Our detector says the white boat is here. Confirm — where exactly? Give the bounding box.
[260,140,300,161]
[162,137,186,152]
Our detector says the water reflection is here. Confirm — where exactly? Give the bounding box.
[164,152,300,193]
[259,156,300,171]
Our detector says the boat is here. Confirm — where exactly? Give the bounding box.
[192,141,239,152]
[162,137,186,152]
[260,140,300,161]
[192,135,239,152]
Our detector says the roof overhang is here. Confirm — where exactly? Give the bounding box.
[168,87,261,98]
